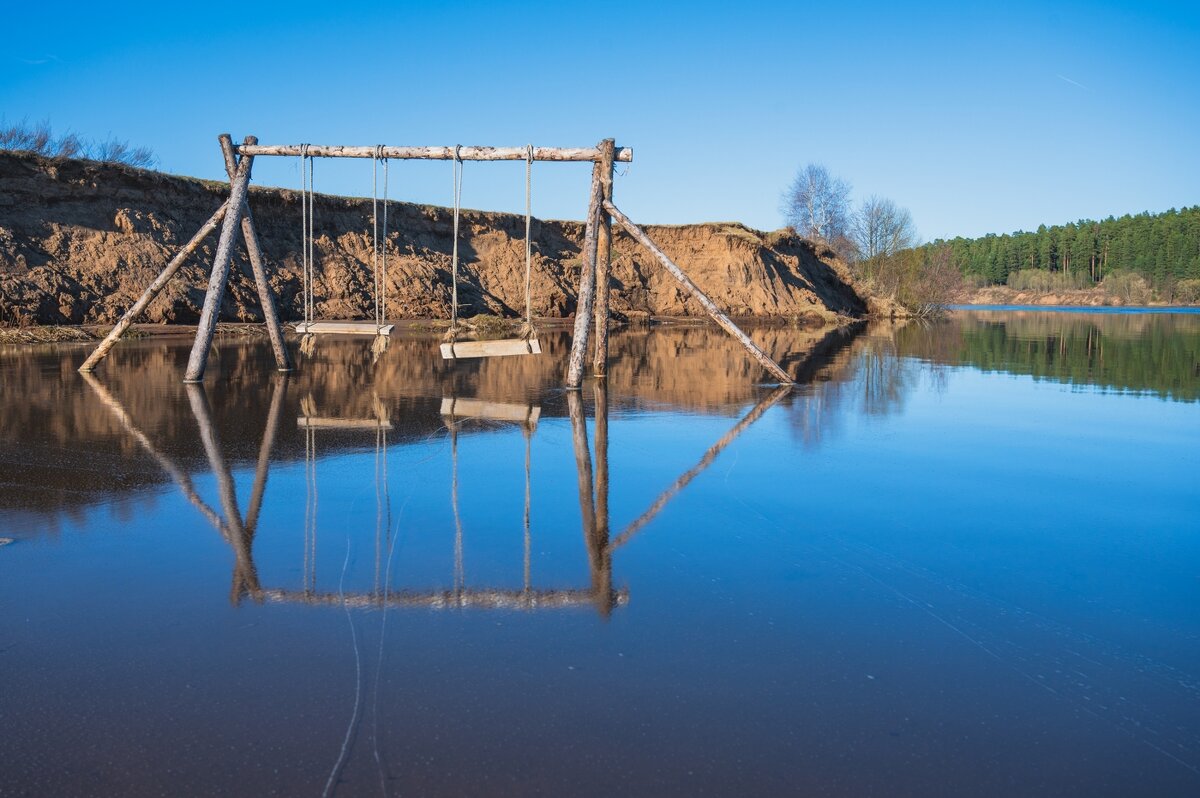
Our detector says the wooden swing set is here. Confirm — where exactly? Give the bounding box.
[78,135,793,387]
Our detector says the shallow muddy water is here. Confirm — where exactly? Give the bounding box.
[1,312,1198,796]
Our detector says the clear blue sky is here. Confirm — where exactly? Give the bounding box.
[3,0,1197,240]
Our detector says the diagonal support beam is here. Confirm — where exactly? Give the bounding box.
[604,200,794,385]
[78,200,229,372]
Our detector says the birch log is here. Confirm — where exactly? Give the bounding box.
[218,134,292,371]
[77,202,229,372]
[183,144,254,382]
[604,201,795,385]
[565,162,604,388]
[592,139,615,377]
[235,144,632,162]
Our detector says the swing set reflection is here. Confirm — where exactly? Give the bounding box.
[81,371,789,617]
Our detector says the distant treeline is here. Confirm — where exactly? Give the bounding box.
[916,206,1200,290]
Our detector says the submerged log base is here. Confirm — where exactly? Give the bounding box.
[604,201,795,385]
[77,201,229,372]
[183,143,254,383]
[235,144,632,162]
[592,139,616,377]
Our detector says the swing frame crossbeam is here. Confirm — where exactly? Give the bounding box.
[77,133,795,388]
[233,144,633,162]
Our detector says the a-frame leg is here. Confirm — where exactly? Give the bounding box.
[218,134,293,372]
[78,200,229,372]
[183,139,254,382]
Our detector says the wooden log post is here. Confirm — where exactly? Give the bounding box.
[604,201,795,385]
[217,134,293,372]
[77,201,230,372]
[183,141,254,383]
[565,159,605,388]
[592,139,615,378]
[234,144,633,162]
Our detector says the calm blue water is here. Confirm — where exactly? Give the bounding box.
[1,314,1198,796]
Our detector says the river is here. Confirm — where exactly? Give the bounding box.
[1,310,1197,796]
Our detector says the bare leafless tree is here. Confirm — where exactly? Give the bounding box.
[781,163,853,246]
[851,195,917,264]
[88,138,156,168]
[0,118,156,167]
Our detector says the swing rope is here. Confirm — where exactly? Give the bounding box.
[300,145,317,356]
[371,146,390,359]
[382,156,389,327]
[520,144,536,342]
[372,148,380,329]
[443,145,464,343]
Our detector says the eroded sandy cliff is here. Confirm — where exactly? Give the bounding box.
[0,152,867,325]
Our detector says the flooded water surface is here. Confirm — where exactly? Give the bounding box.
[2,311,1199,796]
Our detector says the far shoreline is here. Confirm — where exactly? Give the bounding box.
[950,304,1200,314]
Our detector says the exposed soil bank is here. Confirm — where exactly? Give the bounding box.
[0,152,868,326]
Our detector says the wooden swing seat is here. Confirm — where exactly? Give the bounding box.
[293,321,394,336]
[440,338,541,359]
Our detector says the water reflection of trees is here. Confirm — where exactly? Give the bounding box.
[784,323,936,448]
[784,311,1199,450]
[902,311,1200,402]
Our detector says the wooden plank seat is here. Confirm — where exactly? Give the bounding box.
[293,321,394,336]
[440,338,541,359]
